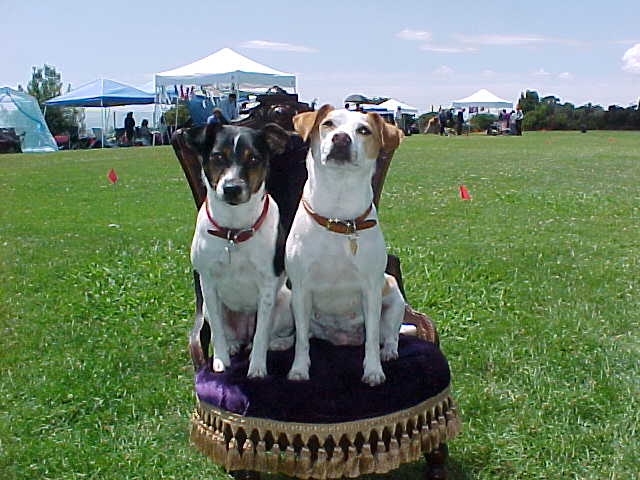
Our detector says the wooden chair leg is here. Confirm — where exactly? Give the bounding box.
[230,470,260,480]
[424,443,448,480]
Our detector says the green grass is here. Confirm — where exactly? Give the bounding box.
[1,131,639,479]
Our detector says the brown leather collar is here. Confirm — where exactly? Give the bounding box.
[204,195,269,243]
[302,199,377,235]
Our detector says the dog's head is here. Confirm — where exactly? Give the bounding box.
[184,122,289,205]
[293,105,403,170]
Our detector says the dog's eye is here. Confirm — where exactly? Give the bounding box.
[321,120,334,128]
[356,126,371,135]
[211,152,225,163]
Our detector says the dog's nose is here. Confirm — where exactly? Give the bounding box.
[332,132,351,148]
[223,183,243,198]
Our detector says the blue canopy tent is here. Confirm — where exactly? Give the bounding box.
[45,79,155,147]
[0,87,57,152]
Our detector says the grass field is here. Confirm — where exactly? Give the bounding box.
[1,131,639,479]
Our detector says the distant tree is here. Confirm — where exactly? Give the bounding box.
[163,103,190,128]
[518,90,540,113]
[24,64,76,135]
[541,95,560,105]
[27,65,62,105]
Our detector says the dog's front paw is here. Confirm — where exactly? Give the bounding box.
[287,369,310,381]
[362,366,386,386]
[212,357,227,372]
[211,351,231,372]
[287,363,310,382]
[381,343,399,362]
[247,362,267,379]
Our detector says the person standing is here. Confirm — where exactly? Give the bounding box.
[509,110,517,135]
[456,108,465,135]
[139,119,151,145]
[159,114,168,144]
[438,108,447,136]
[514,107,524,135]
[394,106,403,131]
[124,112,135,145]
[217,93,238,123]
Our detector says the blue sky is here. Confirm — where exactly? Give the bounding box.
[3,0,639,111]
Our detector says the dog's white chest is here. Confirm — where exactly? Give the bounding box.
[193,234,270,312]
[215,256,262,310]
[288,222,386,314]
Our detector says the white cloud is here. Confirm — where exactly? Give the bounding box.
[420,44,477,53]
[453,33,585,48]
[622,43,640,73]
[533,68,552,77]
[239,40,316,53]
[454,33,547,46]
[482,69,496,77]
[433,65,454,76]
[558,72,574,80]
[396,29,432,41]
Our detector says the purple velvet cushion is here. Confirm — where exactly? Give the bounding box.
[194,335,451,423]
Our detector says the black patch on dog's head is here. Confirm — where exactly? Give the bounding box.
[183,123,290,204]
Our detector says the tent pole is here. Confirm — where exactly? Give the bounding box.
[101,99,105,149]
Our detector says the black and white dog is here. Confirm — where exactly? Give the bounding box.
[286,106,406,386]
[186,121,294,377]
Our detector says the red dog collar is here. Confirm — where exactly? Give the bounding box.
[204,195,270,243]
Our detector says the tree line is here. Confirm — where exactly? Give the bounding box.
[518,90,640,131]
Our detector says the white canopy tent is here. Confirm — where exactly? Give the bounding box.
[377,99,418,115]
[452,89,512,110]
[155,47,296,91]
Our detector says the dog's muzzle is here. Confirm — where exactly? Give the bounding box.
[221,180,248,205]
[327,132,352,163]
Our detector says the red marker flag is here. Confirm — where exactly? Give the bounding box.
[107,168,118,184]
[459,184,471,200]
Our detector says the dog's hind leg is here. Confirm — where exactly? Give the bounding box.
[287,285,312,381]
[269,285,295,351]
[200,271,230,372]
[380,275,404,362]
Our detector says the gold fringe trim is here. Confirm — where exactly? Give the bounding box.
[190,388,461,478]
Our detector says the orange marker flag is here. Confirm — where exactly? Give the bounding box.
[459,184,471,200]
[107,168,118,184]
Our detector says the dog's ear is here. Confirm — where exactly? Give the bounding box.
[182,122,222,158]
[367,112,405,153]
[261,123,290,156]
[293,104,334,142]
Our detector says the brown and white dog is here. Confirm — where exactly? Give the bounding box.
[187,121,294,377]
[286,106,406,386]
